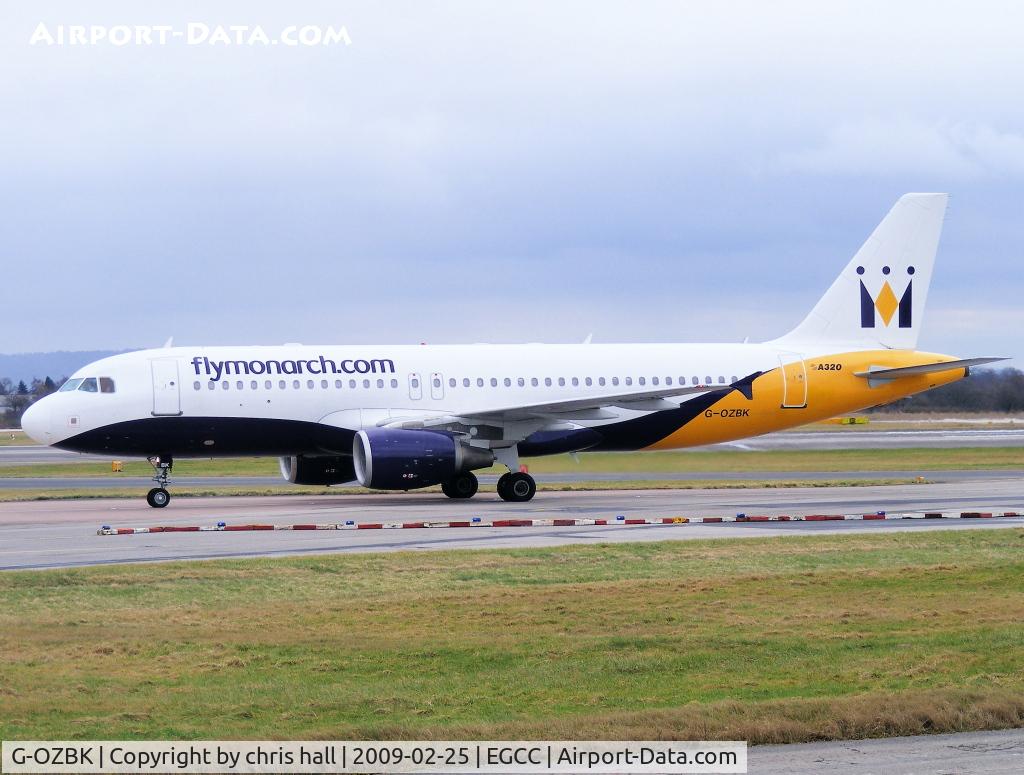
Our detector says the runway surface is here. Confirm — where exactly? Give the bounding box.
[1,479,1022,570]
[750,728,1024,774]
[2,427,1023,466]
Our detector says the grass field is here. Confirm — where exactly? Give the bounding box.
[2,530,1023,743]
[2,447,1023,480]
[0,430,28,447]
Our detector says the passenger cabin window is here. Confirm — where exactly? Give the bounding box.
[78,378,98,392]
[99,377,115,393]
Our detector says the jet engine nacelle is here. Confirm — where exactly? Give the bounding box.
[353,429,495,490]
[279,454,356,486]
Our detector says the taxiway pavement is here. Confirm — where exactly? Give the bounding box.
[750,727,1024,774]
[1,479,1022,570]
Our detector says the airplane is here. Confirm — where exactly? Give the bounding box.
[21,193,1003,507]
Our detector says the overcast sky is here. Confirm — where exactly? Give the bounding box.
[2,1,1022,365]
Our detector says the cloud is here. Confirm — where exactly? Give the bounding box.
[779,118,1024,178]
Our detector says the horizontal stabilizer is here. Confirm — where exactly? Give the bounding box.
[854,357,1007,381]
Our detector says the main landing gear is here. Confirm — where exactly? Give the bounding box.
[439,469,536,502]
[494,445,536,503]
[496,471,536,502]
[146,455,173,508]
[441,471,479,499]
[438,444,537,502]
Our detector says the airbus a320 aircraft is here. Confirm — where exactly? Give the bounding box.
[22,194,1002,507]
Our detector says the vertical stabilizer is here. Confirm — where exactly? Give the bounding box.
[774,193,948,350]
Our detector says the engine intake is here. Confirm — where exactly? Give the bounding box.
[279,455,356,486]
[353,429,495,490]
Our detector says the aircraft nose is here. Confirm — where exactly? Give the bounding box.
[21,399,51,444]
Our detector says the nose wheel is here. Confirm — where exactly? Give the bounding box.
[146,487,171,508]
[146,456,173,508]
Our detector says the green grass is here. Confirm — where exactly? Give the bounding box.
[2,447,1022,479]
[2,530,1023,742]
[0,430,30,447]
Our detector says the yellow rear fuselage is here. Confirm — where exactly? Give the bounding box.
[648,350,964,450]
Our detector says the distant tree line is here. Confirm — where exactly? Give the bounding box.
[0,376,63,426]
[870,367,1024,413]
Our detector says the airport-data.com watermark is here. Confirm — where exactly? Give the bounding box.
[29,22,351,47]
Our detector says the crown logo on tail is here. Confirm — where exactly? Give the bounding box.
[859,265,914,328]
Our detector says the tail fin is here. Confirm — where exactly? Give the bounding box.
[774,193,948,350]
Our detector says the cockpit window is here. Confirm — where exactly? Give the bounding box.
[59,378,83,392]
[77,378,98,392]
[99,377,115,393]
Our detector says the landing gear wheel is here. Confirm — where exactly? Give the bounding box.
[146,455,173,508]
[147,487,171,508]
[498,472,536,503]
[442,472,479,499]
[496,472,512,500]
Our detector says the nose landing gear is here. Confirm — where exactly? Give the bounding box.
[492,445,536,502]
[146,456,173,508]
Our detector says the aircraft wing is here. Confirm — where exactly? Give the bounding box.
[853,357,1006,381]
[456,382,730,422]
[381,373,761,432]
